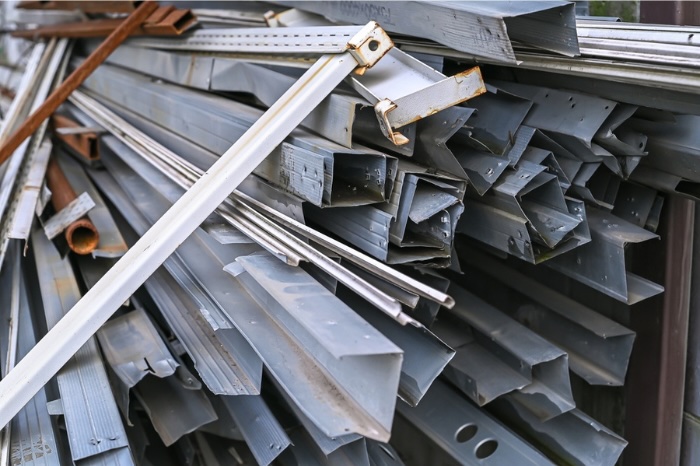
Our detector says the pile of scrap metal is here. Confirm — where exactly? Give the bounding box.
[0,1,694,465]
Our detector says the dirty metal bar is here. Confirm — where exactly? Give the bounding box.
[12,6,196,39]
[0,0,159,166]
[45,156,99,254]
[0,21,393,429]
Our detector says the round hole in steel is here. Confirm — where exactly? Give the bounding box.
[475,439,498,459]
[455,424,478,443]
[368,40,380,51]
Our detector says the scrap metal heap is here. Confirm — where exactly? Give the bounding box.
[0,1,695,465]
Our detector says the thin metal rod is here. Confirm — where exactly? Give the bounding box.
[0,51,365,428]
[0,0,158,164]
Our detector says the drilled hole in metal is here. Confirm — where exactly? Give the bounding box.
[455,424,478,443]
[368,40,379,51]
[475,439,498,459]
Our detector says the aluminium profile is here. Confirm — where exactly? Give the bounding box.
[337,289,454,407]
[612,181,660,228]
[277,427,369,466]
[432,315,531,406]
[443,283,575,419]
[96,308,179,415]
[494,80,617,163]
[68,88,455,309]
[98,43,415,155]
[231,253,403,440]
[91,153,264,396]
[0,249,61,466]
[132,368,217,447]
[269,375,363,458]
[460,246,636,386]
[460,86,534,156]
[212,395,291,466]
[547,207,664,304]
[279,1,579,62]
[30,227,132,464]
[491,395,627,466]
[394,379,555,466]
[79,62,399,206]
[100,146,403,441]
[71,91,415,322]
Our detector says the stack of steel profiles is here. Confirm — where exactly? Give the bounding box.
[0,2,697,466]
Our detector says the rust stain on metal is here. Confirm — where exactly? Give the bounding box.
[46,157,100,255]
[0,0,159,165]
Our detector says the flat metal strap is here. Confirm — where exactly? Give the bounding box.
[43,191,95,240]
[128,25,364,54]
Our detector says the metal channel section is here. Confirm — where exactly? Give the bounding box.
[89,108,409,322]
[336,288,454,407]
[98,43,415,155]
[6,39,72,244]
[126,24,487,146]
[230,253,403,440]
[0,40,57,271]
[77,62,399,209]
[461,247,636,386]
[98,144,403,442]
[491,395,627,466]
[96,309,179,411]
[213,395,291,466]
[394,379,555,465]
[68,88,450,317]
[446,283,575,420]
[278,1,579,62]
[30,228,132,464]
[0,244,61,466]
[88,156,264,397]
[547,207,664,304]
[0,22,394,429]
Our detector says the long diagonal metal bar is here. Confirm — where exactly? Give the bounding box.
[0,22,392,428]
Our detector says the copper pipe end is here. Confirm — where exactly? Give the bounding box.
[65,217,100,255]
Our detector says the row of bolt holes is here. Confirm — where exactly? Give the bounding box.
[455,424,499,460]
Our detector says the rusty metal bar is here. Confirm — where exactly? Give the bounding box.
[17,1,139,13]
[0,0,158,165]
[45,156,99,255]
[51,114,100,162]
[12,6,196,39]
